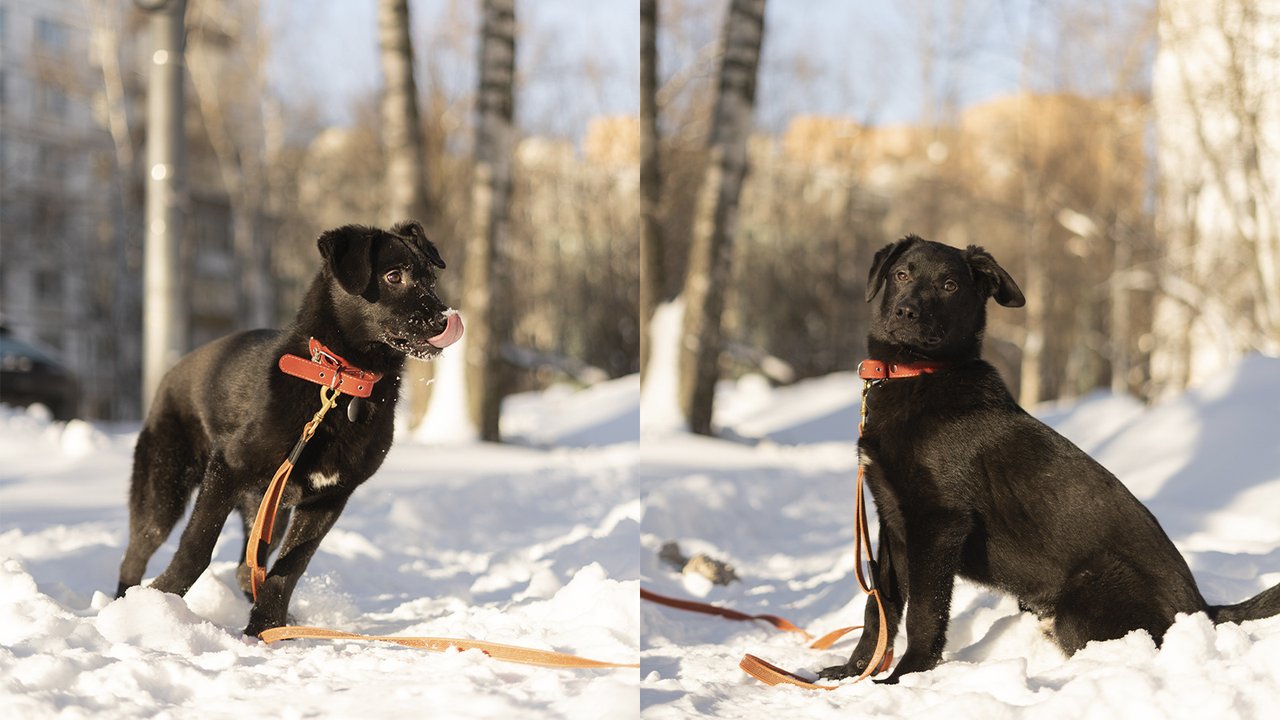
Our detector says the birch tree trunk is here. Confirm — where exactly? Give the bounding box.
[678,0,766,435]
[378,0,430,224]
[464,0,517,442]
[640,0,664,383]
[377,0,437,426]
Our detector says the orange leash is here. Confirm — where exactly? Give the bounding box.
[640,464,893,688]
[641,587,816,642]
[641,587,864,650]
[734,463,892,689]
[736,375,893,688]
[247,385,339,601]
[248,387,636,672]
[644,375,896,689]
[260,627,638,670]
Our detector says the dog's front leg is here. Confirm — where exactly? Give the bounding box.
[819,525,906,680]
[149,457,238,596]
[244,495,349,637]
[880,514,969,683]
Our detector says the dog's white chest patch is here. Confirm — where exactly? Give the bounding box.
[309,471,340,489]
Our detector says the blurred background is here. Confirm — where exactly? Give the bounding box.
[0,0,638,437]
[3,0,1278,437]
[643,0,1280,434]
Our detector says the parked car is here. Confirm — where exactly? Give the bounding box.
[0,325,79,420]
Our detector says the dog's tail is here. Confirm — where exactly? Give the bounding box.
[1209,582,1280,624]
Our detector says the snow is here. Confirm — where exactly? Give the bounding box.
[641,355,1280,719]
[0,379,639,719]
[5,350,1280,718]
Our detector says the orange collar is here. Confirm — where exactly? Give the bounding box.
[278,338,383,398]
[857,359,949,380]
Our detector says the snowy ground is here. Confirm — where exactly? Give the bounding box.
[641,355,1280,720]
[6,351,1280,719]
[0,379,640,719]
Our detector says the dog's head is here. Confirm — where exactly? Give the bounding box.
[317,221,462,361]
[865,235,1024,361]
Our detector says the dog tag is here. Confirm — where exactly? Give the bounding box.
[347,396,370,423]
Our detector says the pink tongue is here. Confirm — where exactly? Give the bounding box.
[427,313,463,349]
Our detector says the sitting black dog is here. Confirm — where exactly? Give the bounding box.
[820,235,1280,683]
[116,221,463,637]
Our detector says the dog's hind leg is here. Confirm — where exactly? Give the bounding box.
[148,454,238,597]
[234,493,292,600]
[1051,554,1185,654]
[117,424,198,597]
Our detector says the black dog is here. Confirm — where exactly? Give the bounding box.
[116,221,463,637]
[820,235,1280,683]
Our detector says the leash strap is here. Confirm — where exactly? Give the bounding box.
[247,385,340,601]
[641,587,864,649]
[733,466,893,689]
[259,626,638,670]
[252,340,381,598]
[735,375,895,689]
[641,587,820,641]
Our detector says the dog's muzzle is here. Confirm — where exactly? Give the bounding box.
[425,312,463,349]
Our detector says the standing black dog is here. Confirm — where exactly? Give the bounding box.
[820,235,1280,683]
[116,221,463,637]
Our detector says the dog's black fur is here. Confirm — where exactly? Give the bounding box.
[116,221,455,637]
[819,235,1280,683]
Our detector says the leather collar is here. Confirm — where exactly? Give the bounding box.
[858,359,949,380]
[278,338,383,398]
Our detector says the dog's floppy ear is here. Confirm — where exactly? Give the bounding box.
[391,219,446,270]
[964,245,1025,307]
[865,235,920,302]
[317,225,374,295]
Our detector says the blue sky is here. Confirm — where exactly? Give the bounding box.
[264,0,640,139]
[262,0,1149,138]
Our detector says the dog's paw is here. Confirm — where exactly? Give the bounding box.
[817,663,855,681]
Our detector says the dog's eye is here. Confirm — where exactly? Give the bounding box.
[895,270,910,282]
[384,269,405,285]
[943,279,958,293]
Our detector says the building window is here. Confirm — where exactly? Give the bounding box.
[36,270,63,305]
[38,82,69,120]
[32,196,67,241]
[37,144,69,184]
[36,18,70,55]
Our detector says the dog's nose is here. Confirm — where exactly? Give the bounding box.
[422,313,448,335]
[894,302,919,321]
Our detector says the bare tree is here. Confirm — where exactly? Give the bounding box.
[678,0,766,435]
[640,0,664,382]
[376,0,438,426]
[464,0,517,441]
[378,0,430,224]
[1151,0,1280,397]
